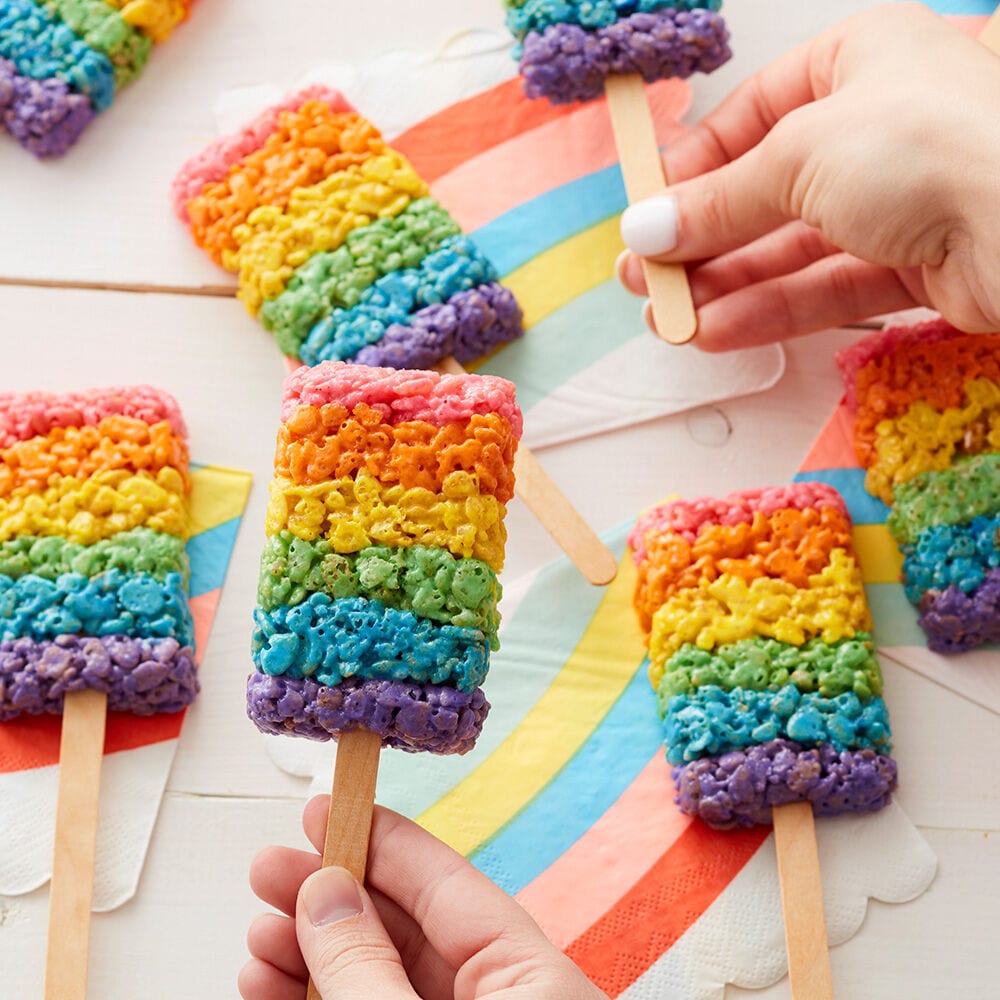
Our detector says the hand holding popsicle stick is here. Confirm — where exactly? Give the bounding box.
[506,6,732,346]
[604,74,697,346]
[252,361,527,999]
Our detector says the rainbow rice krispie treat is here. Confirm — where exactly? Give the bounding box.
[0,0,194,157]
[504,0,732,104]
[628,482,897,829]
[0,385,197,718]
[247,361,521,755]
[838,319,1000,654]
[172,87,524,371]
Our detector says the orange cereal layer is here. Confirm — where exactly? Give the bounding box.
[850,330,1000,466]
[0,467,189,544]
[634,505,855,634]
[264,469,506,570]
[0,417,190,498]
[276,406,517,502]
[187,105,386,265]
[228,151,428,313]
[647,549,871,680]
[863,379,1000,503]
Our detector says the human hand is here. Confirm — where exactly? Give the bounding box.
[618,2,1000,351]
[238,795,609,1000]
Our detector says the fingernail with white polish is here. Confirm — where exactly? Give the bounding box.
[621,194,679,258]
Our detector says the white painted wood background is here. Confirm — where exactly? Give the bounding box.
[1,1,998,997]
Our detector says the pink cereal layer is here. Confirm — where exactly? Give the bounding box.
[281,362,523,437]
[170,85,354,222]
[835,318,959,412]
[627,482,848,565]
[0,386,188,448]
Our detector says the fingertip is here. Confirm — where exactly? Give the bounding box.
[303,795,330,852]
[238,958,304,1000]
[642,300,657,335]
[616,251,648,297]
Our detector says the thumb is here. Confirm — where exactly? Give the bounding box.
[296,866,417,1000]
[620,124,809,265]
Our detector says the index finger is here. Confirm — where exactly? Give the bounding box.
[663,13,851,182]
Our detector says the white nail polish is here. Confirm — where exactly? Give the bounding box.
[620,194,679,258]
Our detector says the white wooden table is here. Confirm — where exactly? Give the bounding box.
[1,2,998,998]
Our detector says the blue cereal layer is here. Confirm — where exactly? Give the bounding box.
[901,515,1000,603]
[251,593,489,692]
[662,683,892,766]
[0,0,115,110]
[0,570,193,646]
[299,237,500,365]
[505,0,723,43]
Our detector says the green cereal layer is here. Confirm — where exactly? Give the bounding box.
[656,633,882,713]
[888,454,1000,545]
[258,531,501,647]
[0,528,187,582]
[260,197,463,356]
[39,0,151,86]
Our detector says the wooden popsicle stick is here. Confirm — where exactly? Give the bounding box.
[44,689,108,1000]
[603,73,697,346]
[305,727,383,1000]
[772,802,835,1000]
[980,9,1000,54]
[435,356,617,586]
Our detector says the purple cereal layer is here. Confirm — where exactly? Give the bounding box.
[0,56,93,158]
[246,672,488,755]
[351,283,524,370]
[520,9,731,105]
[918,568,1000,654]
[169,84,353,222]
[0,635,198,719]
[672,738,898,829]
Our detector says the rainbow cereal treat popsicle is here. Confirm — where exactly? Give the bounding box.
[629,482,897,996]
[504,1,731,345]
[838,318,1000,654]
[249,362,519,955]
[173,88,618,587]
[172,87,524,370]
[0,385,194,998]
[0,0,194,157]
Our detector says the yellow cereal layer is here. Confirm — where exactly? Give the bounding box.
[227,151,429,314]
[648,548,871,683]
[0,467,189,544]
[865,379,1000,503]
[263,468,506,571]
[104,0,188,42]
